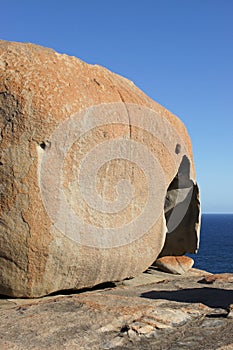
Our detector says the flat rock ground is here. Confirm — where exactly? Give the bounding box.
[0,268,233,350]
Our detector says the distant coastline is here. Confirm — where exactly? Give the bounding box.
[202,212,233,215]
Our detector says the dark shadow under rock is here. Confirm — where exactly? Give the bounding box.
[141,287,233,309]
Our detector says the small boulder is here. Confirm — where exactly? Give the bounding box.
[154,256,194,275]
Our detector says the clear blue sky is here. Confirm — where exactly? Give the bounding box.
[1,0,233,213]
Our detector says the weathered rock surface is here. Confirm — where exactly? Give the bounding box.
[200,273,233,284]
[228,304,233,319]
[0,268,233,350]
[155,255,194,274]
[0,40,200,297]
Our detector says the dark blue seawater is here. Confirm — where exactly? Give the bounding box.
[188,214,233,273]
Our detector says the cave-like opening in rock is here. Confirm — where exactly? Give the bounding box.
[159,155,200,257]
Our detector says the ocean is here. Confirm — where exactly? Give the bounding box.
[188,213,233,274]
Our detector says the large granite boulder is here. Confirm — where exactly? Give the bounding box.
[0,41,200,297]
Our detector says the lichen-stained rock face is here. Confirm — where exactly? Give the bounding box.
[0,40,200,297]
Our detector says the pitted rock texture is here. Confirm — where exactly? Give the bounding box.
[0,40,200,297]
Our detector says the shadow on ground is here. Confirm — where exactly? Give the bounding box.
[141,287,233,309]
[0,282,116,299]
